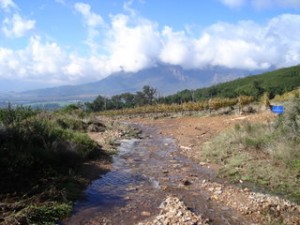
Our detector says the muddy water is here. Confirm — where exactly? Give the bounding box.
[63,124,251,225]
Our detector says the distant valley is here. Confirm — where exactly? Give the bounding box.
[0,65,266,104]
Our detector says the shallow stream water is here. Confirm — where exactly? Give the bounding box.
[63,124,250,225]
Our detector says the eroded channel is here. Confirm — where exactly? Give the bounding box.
[63,124,251,225]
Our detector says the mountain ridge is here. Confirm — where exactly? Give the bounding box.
[0,65,268,103]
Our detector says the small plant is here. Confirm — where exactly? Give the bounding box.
[261,92,271,109]
[28,203,72,225]
[275,96,300,141]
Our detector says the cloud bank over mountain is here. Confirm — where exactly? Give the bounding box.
[0,0,300,89]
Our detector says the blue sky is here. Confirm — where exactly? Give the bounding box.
[0,0,300,92]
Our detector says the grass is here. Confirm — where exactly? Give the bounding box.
[201,98,300,203]
[1,175,85,225]
[0,107,110,224]
[28,203,72,225]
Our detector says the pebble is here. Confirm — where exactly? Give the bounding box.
[214,190,222,195]
[141,211,151,216]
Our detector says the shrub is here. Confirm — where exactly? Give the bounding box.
[28,203,72,225]
[0,105,37,126]
[0,108,99,193]
[275,96,300,142]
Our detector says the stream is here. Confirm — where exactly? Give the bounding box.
[63,124,251,225]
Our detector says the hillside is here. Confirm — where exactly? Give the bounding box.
[164,65,300,103]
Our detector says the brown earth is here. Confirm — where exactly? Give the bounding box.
[132,112,276,161]
[131,112,300,225]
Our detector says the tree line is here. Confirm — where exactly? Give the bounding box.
[82,65,300,112]
[86,85,158,111]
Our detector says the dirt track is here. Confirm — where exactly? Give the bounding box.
[133,112,276,161]
[132,112,300,225]
[64,112,299,225]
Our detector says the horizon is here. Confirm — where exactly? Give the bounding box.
[1,0,300,92]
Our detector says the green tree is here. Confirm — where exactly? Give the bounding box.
[121,93,136,108]
[235,80,264,99]
[135,91,147,106]
[142,85,157,105]
[86,95,106,111]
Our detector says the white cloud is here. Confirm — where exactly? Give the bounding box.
[74,2,103,27]
[221,0,300,9]
[0,36,67,82]
[1,7,300,88]
[0,0,17,11]
[74,2,104,51]
[123,0,137,16]
[159,26,192,66]
[106,14,161,72]
[157,14,300,70]
[220,0,246,8]
[0,36,113,85]
[2,13,35,38]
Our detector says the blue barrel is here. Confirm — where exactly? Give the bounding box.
[271,105,284,115]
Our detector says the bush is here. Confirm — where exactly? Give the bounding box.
[0,108,100,193]
[28,203,72,225]
[0,106,107,225]
[275,96,300,142]
[0,105,37,126]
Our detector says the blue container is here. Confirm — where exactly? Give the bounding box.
[271,105,284,115]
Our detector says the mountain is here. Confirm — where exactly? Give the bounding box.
[169,65,300,101]
[1,65,266,103]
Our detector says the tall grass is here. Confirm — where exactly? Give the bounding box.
[202,97,300,203]
[0,110,98,183]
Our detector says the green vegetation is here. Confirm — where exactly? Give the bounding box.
[28,203,72,225]
[165,65,300,103]
[0,105,107,224]
[85,65,300,114]
[202,96,300,203]
[98,95,255,117]
[86,85,157,112]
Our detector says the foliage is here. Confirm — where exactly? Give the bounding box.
[272,88,300,102]
[0,104,38,126]
[28,203,72,225]
[164,65,300,103]
[86,85,157,112]
[98,95,257,116]
[275,96,300,142]
[85,66,300,114]
[260,92,271,108]
[208,97,238,111]
[0,111,97,181]
[0,106,102,224]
